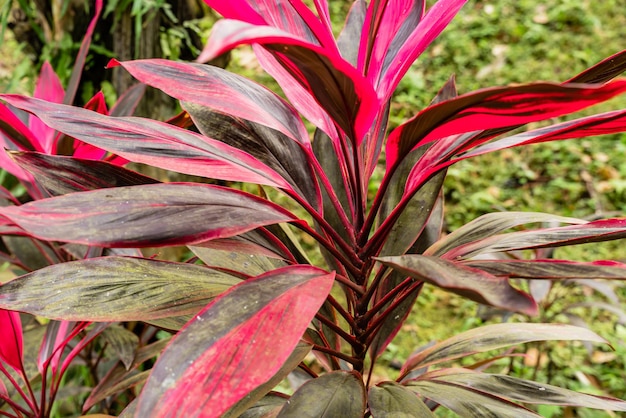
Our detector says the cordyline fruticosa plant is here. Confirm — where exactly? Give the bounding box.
[3,0,626,416]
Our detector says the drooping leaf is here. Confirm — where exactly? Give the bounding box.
[0,309,23,372]
[110,59,310,146]
[431,370,626,411]
[183,102,321,209]
[225,342,312,417]
[459,108,626,161]
[444,218,626,260]
[198,19,379,143]
[407,379,542,418]
[101,325,140,370]
[0,257,241,321]
[376,255,537,315]
[0,183,296,247]
[0,95,291,188]
[276,371,366,418]
[386,80,626,168]
[425,212,585,257]
[10,151,159,196]
[400,323,607,375]
[368,381,435,418]
[135,266,334,417]
[465,259,626,280]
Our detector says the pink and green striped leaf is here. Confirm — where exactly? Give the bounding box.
[135,265,334,417]
[0,95,290,188]
[0,183,296,248]
[386,80,626,169]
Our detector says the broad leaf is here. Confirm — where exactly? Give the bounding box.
[386,80,626,168]
[135,266,334,417]
[0,183,296,247]
[426,212,585,257]
[368,381,435,418]
[400,323,607,375]
[407,379,542,418]
[567,49,626,84]
[10,151,158,196]
[199,19,379,142]
[276,371,366,418]
[184,102,321,209]
[0,257,241,321]
[337,0,367,66]
[240,394,288,418]
[101,325,140,370]
[0,95,291,188]
[110,59,310,146]
[431,370,626,410]
[376,255,537,315]
[190,246,286,277]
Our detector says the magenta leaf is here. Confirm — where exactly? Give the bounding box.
[0,309,23,372]
[0,184,296,247]
[386,80,626,169]
[110,59,310,146]
[135,265,334,417]
[199,19,379,142]
[10,151,158,196]
[204,0,337,49]
[376,255,537,315]
[372,0,467,101]
[0,257,242,321]
[0,94,291,188]
[30,62,64,154]
[38,320,75,375]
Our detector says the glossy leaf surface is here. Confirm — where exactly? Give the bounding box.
[0,309,23,372]
[434,370,626,410]
[0,257,241,321]
[0,183,295,247]
[276,371,366,418]
[368,382,435,418]
[376,255,537,315]
[135,266,334,417]
[401,323,607,374]
[0,95,290,188]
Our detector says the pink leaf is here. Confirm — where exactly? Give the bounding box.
[387,80,626,169]
[135,265,334,417]
[0,309,23,372]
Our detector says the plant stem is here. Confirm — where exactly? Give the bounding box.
[360,277,415,324]
[358,264,389,311]
[0,363,37,415]
[326,293,359,330]
[311,344,360,367]
[334,274,365,296]
[315,313,359,349]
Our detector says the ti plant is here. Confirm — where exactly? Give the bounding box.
[2,0,626,416]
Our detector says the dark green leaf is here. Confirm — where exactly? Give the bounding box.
[369,382,435,418]
[276,371,366,418]
[101,325,139,370]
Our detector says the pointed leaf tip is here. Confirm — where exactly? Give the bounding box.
[106,58,122,69]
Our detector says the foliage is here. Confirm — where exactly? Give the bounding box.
[1,0,626,416]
